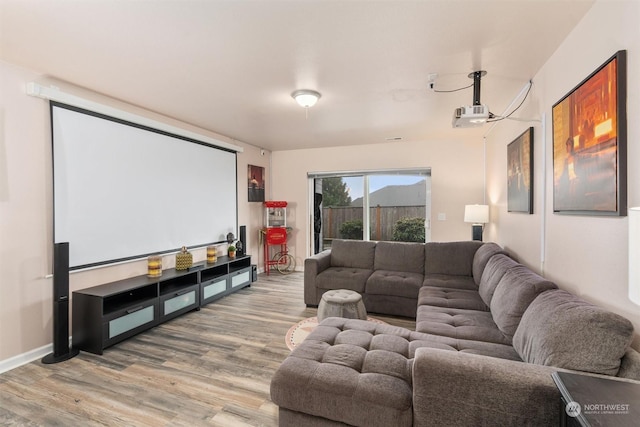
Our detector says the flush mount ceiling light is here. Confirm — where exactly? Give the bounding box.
[291,89,321,108]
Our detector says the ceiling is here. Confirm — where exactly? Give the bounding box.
[0,0,594,151]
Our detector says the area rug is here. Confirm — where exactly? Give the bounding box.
[285,316,387,351]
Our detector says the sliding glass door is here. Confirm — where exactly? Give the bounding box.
[310,169,431,253]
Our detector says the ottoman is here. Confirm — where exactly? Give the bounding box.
[317,289,367,322]
[270,317,415,427]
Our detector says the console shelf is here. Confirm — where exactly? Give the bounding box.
[72,254,253,355]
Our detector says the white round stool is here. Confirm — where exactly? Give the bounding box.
[317,289,367,322]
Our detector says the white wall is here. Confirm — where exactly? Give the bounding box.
[270,138,485,266]
[485,0,640,348]
[0,60,268,365]
[5,0,637,367]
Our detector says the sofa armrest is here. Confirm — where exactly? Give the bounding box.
[305,249,332,275]
[304,250,332,305]
[412,348,561,426]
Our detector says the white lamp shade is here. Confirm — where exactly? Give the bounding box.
[629,207,640,305]
[292,90,321,108]
[464,204,489,224]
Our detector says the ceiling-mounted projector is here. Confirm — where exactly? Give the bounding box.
[452,70,490,128]
[452,105,490,128]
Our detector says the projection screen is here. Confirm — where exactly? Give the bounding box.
[51,102,238,269]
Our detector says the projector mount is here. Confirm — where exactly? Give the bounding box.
[451,70,491,128]
[469,70,487,106]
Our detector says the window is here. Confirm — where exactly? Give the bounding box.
[309,169,431,253]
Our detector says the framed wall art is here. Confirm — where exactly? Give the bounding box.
[248,164,265,202]
[552,50,627,216]
[507,127,534,214]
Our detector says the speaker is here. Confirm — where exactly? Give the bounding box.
[238,225,247,256]
[53,242,69,300]
[251,264,258,282]
[42,242,79,364]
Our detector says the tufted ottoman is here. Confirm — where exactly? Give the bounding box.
[270,317,446,427]
[317,289,367,322]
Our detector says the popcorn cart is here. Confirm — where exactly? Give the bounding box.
[262,201,295,274]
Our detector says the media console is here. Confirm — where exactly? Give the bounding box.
[72,255,253,355]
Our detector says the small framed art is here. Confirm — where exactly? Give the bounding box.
[248,164,265,202]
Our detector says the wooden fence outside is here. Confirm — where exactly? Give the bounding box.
[323,205,426,241]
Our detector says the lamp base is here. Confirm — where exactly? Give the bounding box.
[471,224,483,241]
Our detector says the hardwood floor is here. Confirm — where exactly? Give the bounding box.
[0,273,415,426]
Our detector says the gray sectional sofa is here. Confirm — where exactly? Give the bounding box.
[303,239,501,318]
[272,239,640,426]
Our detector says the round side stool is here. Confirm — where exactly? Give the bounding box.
[317,289,367,322]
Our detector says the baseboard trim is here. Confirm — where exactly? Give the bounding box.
[0,337,72,374]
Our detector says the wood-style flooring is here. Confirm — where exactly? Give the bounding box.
[0,273,415,426]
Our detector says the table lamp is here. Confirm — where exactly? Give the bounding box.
[464,204,489,241]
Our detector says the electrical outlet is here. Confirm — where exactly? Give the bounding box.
[427,73,438,90]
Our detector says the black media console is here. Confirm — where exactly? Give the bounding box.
[72,255,253,355]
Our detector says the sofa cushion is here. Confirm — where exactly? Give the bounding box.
[316,267,372,293]
[478,254,519,306]
[513,289,634,376]
[330,239,376,270]
[424,241,483,277]
[618,349,640,380]
[472,242,506,285]
[490,265,557,339]
[452,338,522,361]
[415,305,512,345]
[409,335,520,360]
[418,286,488,311]
[423,274,477,290]
[363,294,419,318]
[366,270,423,299]
[374,241,425,274]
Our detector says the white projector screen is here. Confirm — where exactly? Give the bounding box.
[51,102,238,269]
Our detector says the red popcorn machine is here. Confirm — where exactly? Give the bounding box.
[262,201,295,274]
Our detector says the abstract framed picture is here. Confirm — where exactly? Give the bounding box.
[507,127,534,214]
[552,50,627,216]
[248,164,265,202]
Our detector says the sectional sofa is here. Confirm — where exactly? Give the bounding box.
[271,239,640,426]
[303,239,502,318]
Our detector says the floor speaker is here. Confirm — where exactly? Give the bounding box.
[238,225,247,256]
[42,242,79,364]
